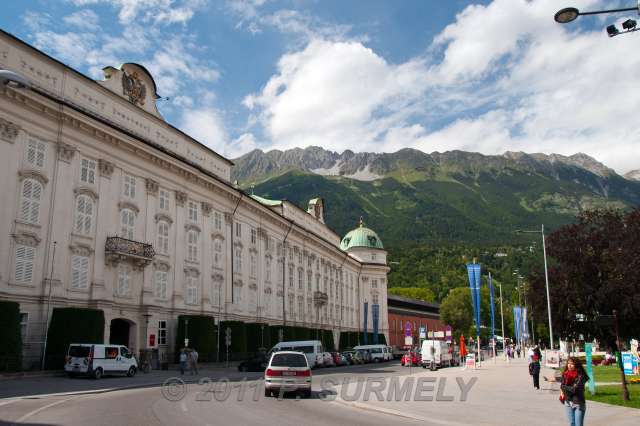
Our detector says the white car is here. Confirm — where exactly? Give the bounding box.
[264,351,312,398]
[322,352,335,367]
[64,343,138,379]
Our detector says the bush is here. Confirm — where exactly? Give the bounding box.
[0,301,22,371]
[45,308,104,369]
[175,315,217,362]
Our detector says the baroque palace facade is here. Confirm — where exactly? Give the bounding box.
[0,30,389,366]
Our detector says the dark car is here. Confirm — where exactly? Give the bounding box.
[238,353,268,372]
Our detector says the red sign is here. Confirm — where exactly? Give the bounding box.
[149,334,156,347]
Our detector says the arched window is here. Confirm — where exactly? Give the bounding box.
[187,230,198,262]
[157,221,169,255]
[20,179,42,224]
[74,195,94,235]
[120,209,135,239]
[265,257,271,282]
[213,239,222,268]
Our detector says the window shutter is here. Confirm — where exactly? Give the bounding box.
[15,245,35,283]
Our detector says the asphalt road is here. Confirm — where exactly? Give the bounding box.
[0,362,423,426]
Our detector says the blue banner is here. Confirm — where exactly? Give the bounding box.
[363,301,368,345]
[489,273,495,342]
[513,306,521,345]
[522,307,528,341]
[372,304,379,344]
[466,263,482,337]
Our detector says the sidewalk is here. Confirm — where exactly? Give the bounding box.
[331,358,640,426]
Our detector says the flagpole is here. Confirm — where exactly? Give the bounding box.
[490,272,496,364]
[498,282,507,362]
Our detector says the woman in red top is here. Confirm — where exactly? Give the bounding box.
[547,357,589,426]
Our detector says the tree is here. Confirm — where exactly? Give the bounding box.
[440,287,473,340]
[388,286,436,302]
[527,208,640,344]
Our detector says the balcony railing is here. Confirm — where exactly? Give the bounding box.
[313,291,328,307]
[105,236,155,267]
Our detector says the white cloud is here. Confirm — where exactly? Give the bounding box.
[179,107,228,154]
[243,0,640,173]
[228,133,258,158]
[67,0,205,25]
[63,9,100,31]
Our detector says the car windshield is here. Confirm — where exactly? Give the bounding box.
[69,346,90,357]
[271,353,308,367]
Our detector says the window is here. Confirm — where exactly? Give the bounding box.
[288,265,294,287]
[158,320,167,345]
[250,228,256,244]
[235,222,241,238]
[20,179,42,224]
[372,294,379,305]
[234,247,242,270]
[298,269,303,290]
[123,174,136,198]
[80,158,96,184]
[371,253,377,261]
[265,236,271,251]
[188,201,198,222]
[155,270,168,299]
[159,189,170,210]
[288,248,293,261]
[307,256,312,268]
[157,221,169,255]
[15,245,35,284]
[214,211,222,230]
[20,313,28,341]
[187,230,198,262]
[250,254,256,278]
[298,299,304,318]
[298,252,302,264]
[186,277,198,304]
[71,255,89,289]
[265,258,272,281]
[214,240,222,268]
[371,279,378,289]
[120,209,135,239]
[74,195,94,235]
[307,271,312,292]
[26,138,46,168]
[116,264,132,297]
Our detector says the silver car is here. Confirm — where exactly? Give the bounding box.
[264,351,312,398]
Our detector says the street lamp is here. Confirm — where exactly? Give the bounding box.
[554,3,640,37]
[516,225,554,350]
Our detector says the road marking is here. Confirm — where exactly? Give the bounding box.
[0,398,19,407]
[14,396,78,423]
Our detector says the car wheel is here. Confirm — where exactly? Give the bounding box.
[374,358,379,363]
[303,389,312,399]
[93,367,103,380]
[264,388,271,397]
[127,366,137,377]
[240,365,247,372]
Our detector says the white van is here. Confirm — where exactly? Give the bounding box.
[353,344,388,362]
[269,340,323,368]
[64,343,138,379]
[421,340,453,370]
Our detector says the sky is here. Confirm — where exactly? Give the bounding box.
[1,0,639,174]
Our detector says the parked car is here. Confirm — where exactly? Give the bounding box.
[264,351,312,398]
[269,340,323,368]
[401,351,421,367]
[238,352,268,372]
[64,343,138,379]
[342,351,357,365]
[354,345,387,363]
[331,352,344,366]
[322,352,335,367]
[357,349,372,363]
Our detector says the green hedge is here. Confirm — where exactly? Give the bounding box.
[0,301,22,371]
[175,315,217,362]
[45,308,104,369]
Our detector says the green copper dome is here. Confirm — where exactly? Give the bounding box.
[340,218,384,251]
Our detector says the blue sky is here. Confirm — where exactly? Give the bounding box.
[1,0,639,174]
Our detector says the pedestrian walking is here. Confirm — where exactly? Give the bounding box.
[516,346,521,358]
[544,357,589,426]
[179,349,187,375]
[529,353,541,389]
[191,349,199,375]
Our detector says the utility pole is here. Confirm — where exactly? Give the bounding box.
[41,241,57,370]
[613,310,630,401]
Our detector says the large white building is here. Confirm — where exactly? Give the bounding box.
[0,30,389,367]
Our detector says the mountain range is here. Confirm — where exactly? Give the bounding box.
[231,147,640,247]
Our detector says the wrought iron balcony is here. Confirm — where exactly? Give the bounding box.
[105,236,155,268]
[313,291,328,307]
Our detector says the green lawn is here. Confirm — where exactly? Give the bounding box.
[586,384,640,409]
[592,365,623,383]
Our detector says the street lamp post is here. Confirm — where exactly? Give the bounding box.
[555,3,640,37]
[517,225,554,350]
[498,282,507,362]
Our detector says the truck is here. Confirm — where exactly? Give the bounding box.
[421,340,453,370]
